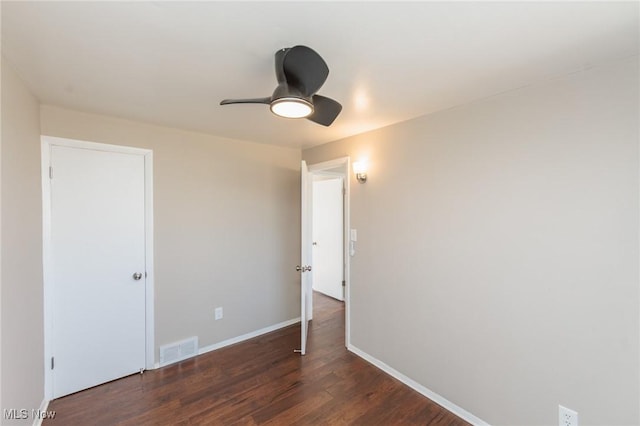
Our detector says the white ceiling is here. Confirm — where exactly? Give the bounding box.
[2,1,638,149]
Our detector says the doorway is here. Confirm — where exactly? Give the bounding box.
[41,136,154,399]
[312,175,344,301]
[307,157,351,348]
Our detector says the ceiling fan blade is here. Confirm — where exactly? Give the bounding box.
[283,45,329,97]
[220,97,271,105]
[274,48,288,85]
[308,95,342,126]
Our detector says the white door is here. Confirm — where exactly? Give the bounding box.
[312,177,344,301]
[299,160,313,355]
[50,145,146,397]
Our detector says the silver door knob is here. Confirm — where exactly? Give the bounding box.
[133,272,143,280]
[304,265,312,272]
[295,265,302,272]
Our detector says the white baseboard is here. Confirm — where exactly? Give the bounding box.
[152,317,301,369]
[347,344,489,426]
[199,317,301,356]
[32,398,50,426]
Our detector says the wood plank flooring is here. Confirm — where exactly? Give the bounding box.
[44,292,470,425]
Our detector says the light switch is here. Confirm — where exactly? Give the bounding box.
[350,229,357,241]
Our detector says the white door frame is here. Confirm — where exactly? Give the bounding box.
[308,157,351,348]
[41,135,155,400]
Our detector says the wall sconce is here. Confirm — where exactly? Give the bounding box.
[353,161,367,183]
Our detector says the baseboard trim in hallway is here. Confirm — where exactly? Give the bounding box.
[347,344,489,426]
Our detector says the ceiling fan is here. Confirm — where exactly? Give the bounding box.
[220,45,342,126]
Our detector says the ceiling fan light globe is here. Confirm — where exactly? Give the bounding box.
[270,98,313,119]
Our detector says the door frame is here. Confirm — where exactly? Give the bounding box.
[41,135,155,400]
[307,157,351,348]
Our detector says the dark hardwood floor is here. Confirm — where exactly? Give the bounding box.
[45,292,470,425]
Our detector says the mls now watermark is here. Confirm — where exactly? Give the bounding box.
[4,408,56,420]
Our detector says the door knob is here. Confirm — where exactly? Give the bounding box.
[296,265,312,272]
[296,265,302,272]
[133,272,143,280]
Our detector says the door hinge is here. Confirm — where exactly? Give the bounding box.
[49,166,53,179]
[51,356,54,370]
[342,280,346,287]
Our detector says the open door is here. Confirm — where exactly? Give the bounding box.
[297,160,313,355]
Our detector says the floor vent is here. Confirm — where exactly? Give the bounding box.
[159,336,199,367]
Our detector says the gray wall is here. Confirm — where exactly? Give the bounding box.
[1,59,44,423]
[303,58,639,425]
[40,105,301,358]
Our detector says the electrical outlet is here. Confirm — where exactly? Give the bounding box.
[215,307,223,320]
[559,405,578,426]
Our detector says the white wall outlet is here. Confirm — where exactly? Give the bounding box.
[214,307,223,320]
[559,405,578,426]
